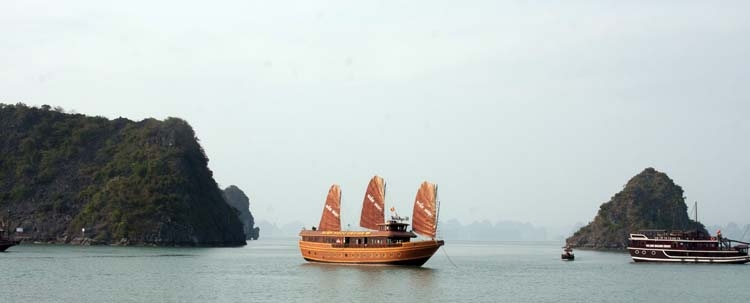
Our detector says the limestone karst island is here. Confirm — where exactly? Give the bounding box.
[0,103,258,246]
[567,167,706,249]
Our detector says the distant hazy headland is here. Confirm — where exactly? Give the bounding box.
[0,103,257,246]
[567,167,707,249]
[223,185,260,240]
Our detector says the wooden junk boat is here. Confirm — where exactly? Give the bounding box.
[299,176,445,266]
[628,230,750,264]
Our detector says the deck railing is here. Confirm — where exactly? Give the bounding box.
[331,243,404,249]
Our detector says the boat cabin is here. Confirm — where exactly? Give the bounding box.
[377,220,409,232]
[300,220,417,248]
[629,229,750,253]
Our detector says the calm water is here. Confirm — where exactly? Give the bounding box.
[1,239,747,302]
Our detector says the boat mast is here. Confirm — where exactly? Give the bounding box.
[694,201,698,223]
[383,181,387,221]
[434,184,440,239]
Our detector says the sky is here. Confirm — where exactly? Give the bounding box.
[2,0,749,230]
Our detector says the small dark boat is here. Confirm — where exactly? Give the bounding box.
[1,211,20,252]
[0,227,20,252]
[561,246,574,261]
[0,238,20,252]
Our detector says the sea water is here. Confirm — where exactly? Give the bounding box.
[0,239,746,302]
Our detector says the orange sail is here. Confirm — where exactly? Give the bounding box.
[359,175,385,230]
[318,184,342,231]
[412,181,438,238]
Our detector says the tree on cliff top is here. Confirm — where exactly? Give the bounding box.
[567,167,707,249]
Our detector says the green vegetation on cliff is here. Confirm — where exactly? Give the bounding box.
[0,103,245,246]
[567,168,706,249]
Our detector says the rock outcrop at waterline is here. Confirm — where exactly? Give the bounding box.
[0,103,246,246]
[223,185,260,240]
[566,168,707,249]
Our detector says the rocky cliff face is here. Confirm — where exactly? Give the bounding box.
[0,103,246,246]
[223,185,260,240]
[566,167,706,249]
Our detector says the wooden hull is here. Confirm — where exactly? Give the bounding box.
[299,239,444,266]
[628,247,750,264]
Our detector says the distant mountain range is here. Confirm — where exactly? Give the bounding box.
[257,216,747,243]
[257,218,572,241]
[440,219,557,241]
[256,220,306,238]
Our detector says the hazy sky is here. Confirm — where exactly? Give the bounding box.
[2,1,749,229]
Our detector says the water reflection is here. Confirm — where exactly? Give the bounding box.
[299,263,437,300]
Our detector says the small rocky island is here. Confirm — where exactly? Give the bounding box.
[567,167,707,249]
[0,103,248,246]
[223,185,260,240]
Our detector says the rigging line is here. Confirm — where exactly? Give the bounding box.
[740,224,750,242]
[441,246,458,268]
